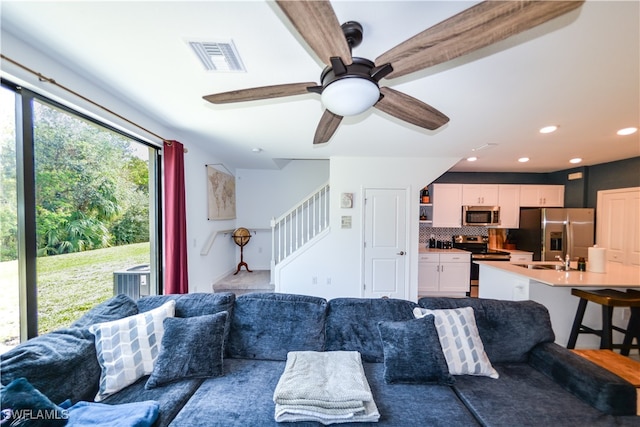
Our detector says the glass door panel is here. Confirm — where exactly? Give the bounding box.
[33,100,154,334]
[0,86,19,352]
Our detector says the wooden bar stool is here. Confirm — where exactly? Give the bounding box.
[567,288,640,355]
[621,290,640,356]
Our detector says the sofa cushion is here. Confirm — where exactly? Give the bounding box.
[529,342,637,415]
[227,293,327,360]
[102,376,204,427]
[0,377,68,427]
[325,298,417,362]
[170,359,480,427]
[89,300,175,401]
[137,292,235,319]
[0,328,101,404]
[414,307,499,379]
[71,294,138,328]
[417,297,555,363]
[137,292,235,347]
[145,312,228,389]
[452,363,633,426]
[377,315,453,385]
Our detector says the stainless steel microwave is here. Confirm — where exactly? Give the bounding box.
[462,206,500,226]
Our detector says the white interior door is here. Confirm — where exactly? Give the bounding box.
[363,188,408,299]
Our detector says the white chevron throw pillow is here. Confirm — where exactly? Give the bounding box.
[414,306,498,379]
[89,300,176,401]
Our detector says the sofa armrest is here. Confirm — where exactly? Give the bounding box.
[529,342,636,415]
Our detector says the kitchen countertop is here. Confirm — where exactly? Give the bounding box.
[418,248,470,254]
[475,260,640,287]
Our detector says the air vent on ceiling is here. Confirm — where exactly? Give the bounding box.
[188,40,246,72]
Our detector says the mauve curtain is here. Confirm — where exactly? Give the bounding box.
[163,140,189,294]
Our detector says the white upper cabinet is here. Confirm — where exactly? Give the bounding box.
[425,183,564,228]
[495,184,520,228]
[432,184,462,228]
[519,185,564,207]
[462,184,499,206]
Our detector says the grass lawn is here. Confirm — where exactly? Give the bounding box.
[0,242,149,352]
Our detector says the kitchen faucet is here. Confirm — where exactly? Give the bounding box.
[555,254,571,271]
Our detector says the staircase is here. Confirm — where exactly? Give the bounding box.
[271,182,330,283]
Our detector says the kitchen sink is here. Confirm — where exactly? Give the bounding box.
[512,263,567,271]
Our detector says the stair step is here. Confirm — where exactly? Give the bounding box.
[212,270,273,294]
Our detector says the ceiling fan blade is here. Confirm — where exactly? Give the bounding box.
[314,110,343,144]
[276,0,352,66]
[203,82,318,104]
[375,87,449,130]
[376,0,584,79]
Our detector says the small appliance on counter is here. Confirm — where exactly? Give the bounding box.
[434,239,453,249]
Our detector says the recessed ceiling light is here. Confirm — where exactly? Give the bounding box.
[617,127,638,136]
[539,125,558,134]
[251,147,262,153]
[466,156,478,162]
[518,157,530,163]
[569,158,582,164]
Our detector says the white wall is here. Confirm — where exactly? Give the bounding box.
[278,156,460,301]
[183,144,238,293]
[234,160,330,270]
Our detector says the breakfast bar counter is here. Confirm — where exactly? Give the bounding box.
[476,261,640,348]
[477,260,640,288]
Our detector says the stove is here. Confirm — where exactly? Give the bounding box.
[452,235,511,284]
[452,235,511,260]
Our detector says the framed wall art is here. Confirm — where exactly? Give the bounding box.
[206,164,236,220]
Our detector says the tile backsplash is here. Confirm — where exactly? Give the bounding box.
[419,225,488,246]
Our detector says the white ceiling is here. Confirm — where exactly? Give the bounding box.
[2,1,638,172]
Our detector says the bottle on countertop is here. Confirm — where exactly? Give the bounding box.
[420,187,430,204]
[577,257,586,271]
[429,234,436,248]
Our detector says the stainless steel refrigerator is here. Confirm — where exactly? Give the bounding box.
[515,208,595,261]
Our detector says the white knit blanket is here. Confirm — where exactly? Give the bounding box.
[273,351,379,424]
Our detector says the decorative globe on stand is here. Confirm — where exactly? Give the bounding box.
[232,227,253,275]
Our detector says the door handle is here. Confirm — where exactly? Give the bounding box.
[397,251,405,255]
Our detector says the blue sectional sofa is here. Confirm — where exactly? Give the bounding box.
[1,292,638,426]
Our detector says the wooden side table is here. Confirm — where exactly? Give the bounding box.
[571,349,640,415]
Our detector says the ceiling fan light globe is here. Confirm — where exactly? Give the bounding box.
[321,78,379,116]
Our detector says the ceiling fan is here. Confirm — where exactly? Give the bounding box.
[203,0,584,145]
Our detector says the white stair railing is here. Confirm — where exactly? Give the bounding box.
[271,182,330,270]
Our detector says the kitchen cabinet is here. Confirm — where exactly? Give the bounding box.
[495,184,521,228]
[519,185,564,207]
[419,252,470,296]
[596,187,640,266]
[432,184,462,228]
[462,184,499,206]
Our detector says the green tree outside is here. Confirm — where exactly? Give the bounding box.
[0,99,150,260]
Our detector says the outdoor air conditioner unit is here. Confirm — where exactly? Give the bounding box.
[113,264,150,301]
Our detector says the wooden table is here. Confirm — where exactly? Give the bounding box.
[572,350,640,415]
